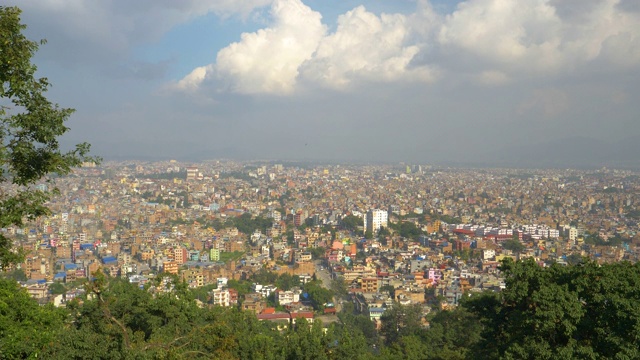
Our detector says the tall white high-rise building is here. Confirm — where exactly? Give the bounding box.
[186,166,198,181]
[364,209,388,235]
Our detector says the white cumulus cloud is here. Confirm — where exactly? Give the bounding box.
[438,0,640,76]
[214,0,326,94]
[300,6,436,89]
[174,66,210,92]
[174,0,640,96]
[438,0,563,72]
[177,0,438,94]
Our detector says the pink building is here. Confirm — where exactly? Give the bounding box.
[427,268,442,284]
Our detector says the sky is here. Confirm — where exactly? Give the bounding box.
[6,0,640,165]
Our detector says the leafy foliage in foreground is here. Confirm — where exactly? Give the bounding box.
[4,259,640,359]
[0,6,97,268]
[465,258,640,359]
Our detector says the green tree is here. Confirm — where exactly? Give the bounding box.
[190,283,217,303]
[275,273,300,291]
[48,281,66,295]
[0,7,97,267]
[421,306,482,359]
[1,268,27,281]
[304,281,334,311]
[338,312,380,347]
[463,258,640,359]
[228,279,252,298]
[330,324,372,360]
[378,226,391,237]
[330,276,348,299]
[565,253,585,266]
[382,334,429,360]
[0,279,66,358]
[502,238,525,253]
[286,229,295,245]
[231,213,273,236]
[379,303,424,346]
[250,268,279,285]
[285,318,330,360]
[379,284,395,298]
[309,246,327,259]
[388,221,423,240]
[341,215,363,233]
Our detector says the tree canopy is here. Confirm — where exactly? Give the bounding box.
[502,238,525,253]
[388,221,424,240]
[0,278,66,358]
[3,259,640,359]
[0,6,97,267]
[463,258,640,359]
[341,215,363,233]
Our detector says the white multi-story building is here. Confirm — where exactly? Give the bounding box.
[276,288,302,305]
[252,283,277,298]
[364,209,388,235]
[211,288,230,307]
[267,209,282,222]
[483,249,496,260]
[186,166,199,181]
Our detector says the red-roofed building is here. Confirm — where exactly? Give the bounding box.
[261,307,276,315]
[453,229,474,236]
[256,311,315,326]
[291,311,314,325]
[257,313,290,322]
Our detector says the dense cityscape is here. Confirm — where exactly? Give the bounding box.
[9,161,640,315]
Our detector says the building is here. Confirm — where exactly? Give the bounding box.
[26,283,48,299]
[483,249,496,260]
[186,167,199,181]
[293,211,305,227]
[173,247,188,265]
[267,210,282,222]
[276,288,302,306]
[163,260,178,275]
[210,248,220,261]
[242,293,266,314]
[252,283,277,298]
[293,250,312,263]
[211,288,230,307]
[360,277,379,293]
[182,268,204,288]
[364,209,388,235]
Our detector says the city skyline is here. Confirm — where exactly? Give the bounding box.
[11,0,640,166]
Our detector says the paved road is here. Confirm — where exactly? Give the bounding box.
[314,260,342,314]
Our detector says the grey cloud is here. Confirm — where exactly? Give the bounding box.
[16,0,272,67]
[61,69,640,165]
[103,60,174,81]
[617,0,640,13]
[10,0,640,165]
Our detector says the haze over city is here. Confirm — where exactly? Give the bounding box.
[13,0,640,166]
